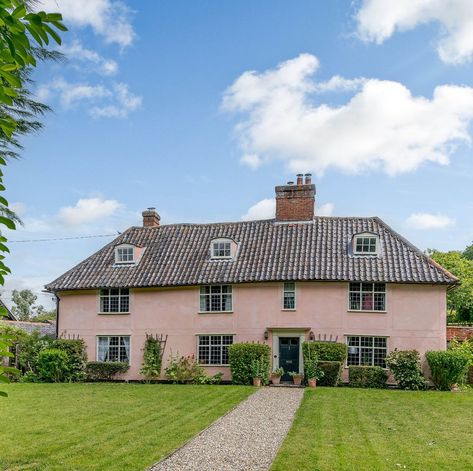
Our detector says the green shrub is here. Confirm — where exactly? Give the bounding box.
[164,354,204,383]
[317,361,342,386]
[18,331,52,373]
[85,361,129,381]
[36,348,69,383]
[385,349,427,390]
[348,366,388,388]
[140,335,162,381]
[426,350,471,390]
[228,343,270,385]
[52,339,87,382]
[468,365,473,385]
[303,341,348,362]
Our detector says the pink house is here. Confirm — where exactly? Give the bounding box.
[46,175,457,381]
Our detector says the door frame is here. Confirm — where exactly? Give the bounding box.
[270,329,308,374]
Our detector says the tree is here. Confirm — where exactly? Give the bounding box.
[11,288,43,320]
[430,249,473,323]
[33,306,56,322]
[0,1,67,395]
[464,243,473,261]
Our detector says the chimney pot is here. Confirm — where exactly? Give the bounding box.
[304,173,312,185]
[287,181,294,185]
[142,208,160,227]
[296,174,303,185]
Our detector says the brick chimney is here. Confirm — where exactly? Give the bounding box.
[275,174,316,222]
[142,207,160,227]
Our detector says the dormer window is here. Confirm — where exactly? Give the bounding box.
[210,238,236,260]
[115,244,136,264]
[353,234,379,255]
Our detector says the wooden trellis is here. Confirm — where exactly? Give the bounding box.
[314,333,339,343]
[145,333,168,363]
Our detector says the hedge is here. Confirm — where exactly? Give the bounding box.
[85,361,130,381]
[36,348,69,383]
[303,341,348,362]
[228,343,270,385]
[348,365,388,388]
[426,350,470,390]
[317,361,342,386]
[469,365,473,385]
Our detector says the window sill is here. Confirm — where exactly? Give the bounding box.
[97,312,130,315]
[281,309,297,312]
[347,310,387,314]
[198,364,230,367]
[198,311,233,315]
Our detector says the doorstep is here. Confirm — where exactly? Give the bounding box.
[269,383,305,388]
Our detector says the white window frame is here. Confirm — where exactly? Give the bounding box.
[282,282,296,310]
[99,288,130,314]
[196,334,234,366]
[210,238,235,260]
[115,244,135,264]
[353,234,379,256]
[346,335,388,368]
[348,282,386,312]
[199,285,233,313]
[96,335,131,364]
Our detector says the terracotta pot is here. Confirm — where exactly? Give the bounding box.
[308,378,317,388]
[292,375,303,386]
[253,377,262,387]
[271,374,281,385]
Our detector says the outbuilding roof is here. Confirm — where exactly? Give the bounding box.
[45,216,457,291]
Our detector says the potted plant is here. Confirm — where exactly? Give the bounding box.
[270,367,284,385]
[305,362,324,388]
[250,357,267,387]
[289,371,304,386]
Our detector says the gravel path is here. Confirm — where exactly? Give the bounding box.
[150,387,304,471]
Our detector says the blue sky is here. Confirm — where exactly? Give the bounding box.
[3,0,473,309]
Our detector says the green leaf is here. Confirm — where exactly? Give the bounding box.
[0,216,15,230]
[11,5,26,19]
[0,69,21,87]
[25,23,43,46]
[43,24,61,45]
[51,20,68,32]
[46,13,63,22]
[1,63,17,72]
[0,390,8,397]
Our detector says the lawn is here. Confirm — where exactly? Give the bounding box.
[272,387,473,471]
[0,383,253,471]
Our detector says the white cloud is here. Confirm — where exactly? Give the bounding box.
[241,198,275,221]
[355,0,473,64]
[406,212,455,229]
[61,40,118,76]
[90,83,142,118]
[318,203,334,216]
[223,53,473,176]
[39,0,135,47]
[58,198,122,226]
[37,79,141,118]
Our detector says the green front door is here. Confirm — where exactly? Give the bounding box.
[279,337,300,381]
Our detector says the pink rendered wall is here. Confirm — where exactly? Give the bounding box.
[57,282,447,381]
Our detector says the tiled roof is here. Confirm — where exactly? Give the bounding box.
[0,319,56,337]
[45,217,457,291]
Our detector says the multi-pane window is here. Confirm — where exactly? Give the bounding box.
[97,336,130,363]
[347,336,387,368]
[100,288,130,313]
[199,285,233,312]
[349,282,386,311]
[212,241,232,258]
[354,236,377,254]
[198,335,233,365]
[283,282,296,310]
[116,246,134,263]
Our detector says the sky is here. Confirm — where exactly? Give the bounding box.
[3,0,473,310]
